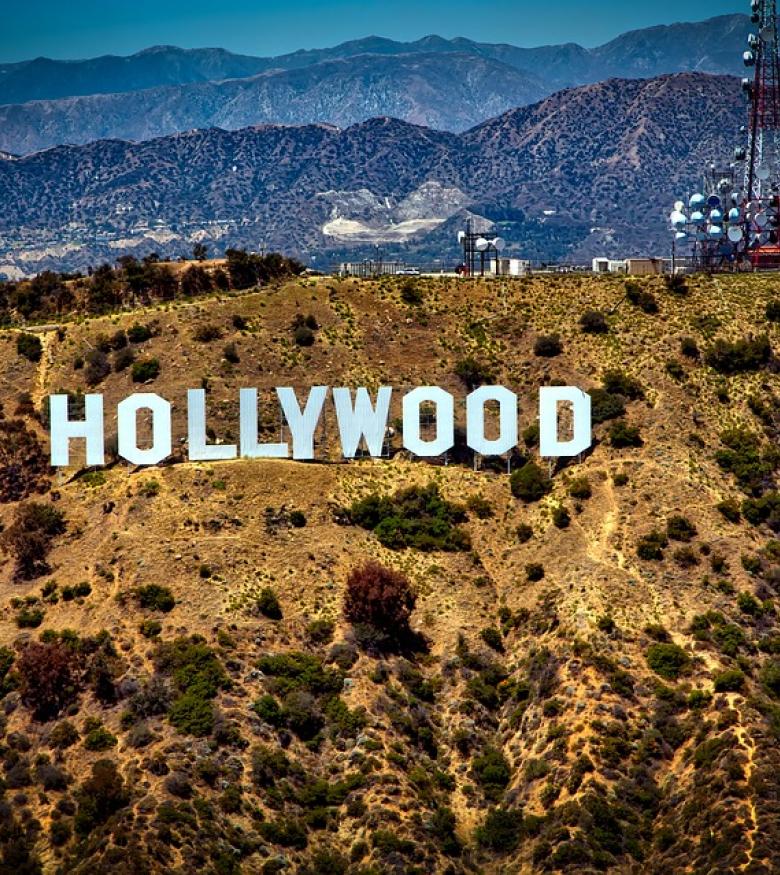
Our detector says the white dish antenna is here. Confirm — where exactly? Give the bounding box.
[690,211,705,224]
[457,231,466,243]
[728,226,744,242]
[475,237,489,252]
[757,166,771,181]
[674,200,685,212]
[491,237,506,251]
[756,212,769,228]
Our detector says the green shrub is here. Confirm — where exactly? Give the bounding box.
[140,619,162,639]
[348,483,470,551]
[760,659,780,698]
[466,495,494,519]
[637,531,668,560]
[131,358,160,382]
[480,628,504,653]
[17,333,42,362]
[609,420,642,448]
[257,587,282,620]
[713,669,745,693]
[590,389,626,423]
[155,636,228,737]
[526,563,545,582]
[580,309,608,334]
[705,336,771,374]
[717,498,742,523]
[294,325,315,347]
[681,337,700,359]
[83,721,117,751]
[510,462,552,503]
[454,356,495,390]
[568,477,592,500]
[646,642,690,680]
[534,334,562,357]
[289,510,307,528]
[602,369,644,400]
[400,280,423,306]
[475,807,523,852]
[193,324,223,342]
[471,745,511,801]
[667,515,697,542]
[552,506,571,529]
[136,583,175,613]
[127,323,152,343]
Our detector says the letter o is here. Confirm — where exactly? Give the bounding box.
[466,386,518,456]
[402,387,454,456]
[117,393,172,466]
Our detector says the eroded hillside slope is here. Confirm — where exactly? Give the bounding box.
[0,273,778,874]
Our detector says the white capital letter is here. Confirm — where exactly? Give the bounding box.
[49,394,104,467]
[187,389,237,461]
[239,388,288,458]
[403,387,454,456]
[277,387,328,460]
[467,386,518,456]
[117,393,172,466]
[333,387,392,458]
[539,387,592,457]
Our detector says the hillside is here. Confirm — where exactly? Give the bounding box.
[0,53,545,154]
[0,73,745,276]
[0,14,751,154]
[0,271,778,873]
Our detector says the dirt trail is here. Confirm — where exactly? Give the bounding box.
[730,693,760,872]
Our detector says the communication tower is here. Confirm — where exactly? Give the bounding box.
[670,0,780,270]
[458,220,506,275]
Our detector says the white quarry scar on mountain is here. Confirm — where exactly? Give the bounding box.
[319,180,470,242]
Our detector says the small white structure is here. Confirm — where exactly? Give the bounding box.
[497,258,532,276]
[592,257,628,274]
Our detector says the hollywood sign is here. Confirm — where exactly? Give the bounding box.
[48,386,592,467]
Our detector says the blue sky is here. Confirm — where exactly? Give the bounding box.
[0,0,745,63]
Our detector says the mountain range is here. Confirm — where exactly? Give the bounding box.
[0,14,752,154]
[0,73,745,277]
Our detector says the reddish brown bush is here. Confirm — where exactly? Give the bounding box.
[344,561,416,634]
[0,501,66,580]
[17,641,82,721]
[0,417,51,503]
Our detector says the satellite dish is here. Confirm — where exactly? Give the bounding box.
[674,200,685,212]
[756,212,769,228]
[670,210,687,228]
[718,179,733,194]
[475,237,489,252]
[689,193,706,209]
[710,209,723,224]
[707,195,721,208]
[761,25,773,41]
[457,231,466,243]
[708,225,724,239]
[729,207,741,222]
[492,237,506,251]
[690,211,705,224]
[757,166,771,181]
[728,226,744,242]
[675,231,688,241]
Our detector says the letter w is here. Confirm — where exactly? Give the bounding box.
[333,387,392,458]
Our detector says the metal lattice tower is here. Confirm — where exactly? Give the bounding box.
[744,0,780,201]
[669,0,780,272]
